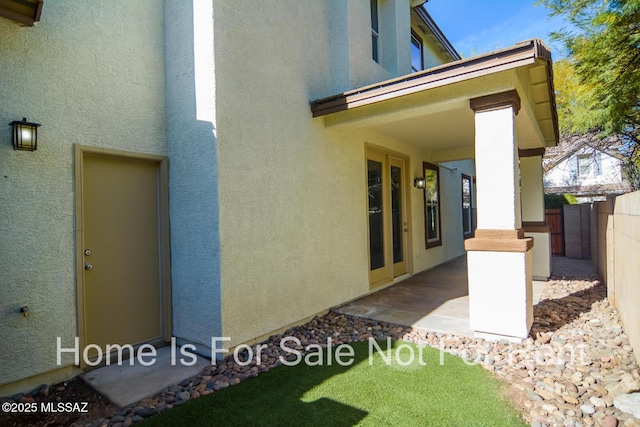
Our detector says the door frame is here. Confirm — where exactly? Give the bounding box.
[365,145,413,288]
[74,145,172,367]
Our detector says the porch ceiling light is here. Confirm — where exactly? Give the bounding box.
[9,118,40,151]
[414,177,425,189]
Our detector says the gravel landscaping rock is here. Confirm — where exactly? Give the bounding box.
[615,393,640,419]
[78,273,638,426]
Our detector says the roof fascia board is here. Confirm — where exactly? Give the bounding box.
[312,42,541,117]
[414,6,461,61]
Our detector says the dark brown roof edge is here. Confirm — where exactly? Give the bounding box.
[0,0,43,26]
[34,0,42,22]
[311,39,552,118]
[414,6,461,61]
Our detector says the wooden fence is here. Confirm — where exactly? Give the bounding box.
[545,208,564,256]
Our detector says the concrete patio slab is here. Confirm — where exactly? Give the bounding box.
[335,256,550,338]
[411,313,474,337]
[81,345,209,408]
[335,257,474,336]
[428,297,470,317]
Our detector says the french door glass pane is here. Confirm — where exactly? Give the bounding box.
[462,176,471,234]
[427,205,439,240]
[391,165,404,264]
[368,160,384,270]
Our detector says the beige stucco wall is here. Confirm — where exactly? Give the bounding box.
[213,0,469,347]
[521,155,551,279]
[596,198,615,302]
[214,0,360,346]
[526,232,551,279]
[415,159,475,270]
[521,156,545,222]
[597,191,640,365]
[0,1,166,389]
[330,0,406,93]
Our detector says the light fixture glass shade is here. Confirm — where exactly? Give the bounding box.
[414,177,425,189]
[10,118,40,151]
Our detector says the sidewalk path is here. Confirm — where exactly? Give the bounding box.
[552,256,598,279]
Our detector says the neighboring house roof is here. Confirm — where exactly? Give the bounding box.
[414,6,461,61]
[544,182,632,197]
[543,131,632,197]
[543,131,626,173]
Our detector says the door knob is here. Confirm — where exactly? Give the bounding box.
[84,263,93,270]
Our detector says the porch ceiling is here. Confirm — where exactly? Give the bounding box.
[366,105,475,153]
[311,39,559,161]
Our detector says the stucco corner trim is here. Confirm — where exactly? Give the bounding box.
[464,228,534,253]
[470,90,521,115]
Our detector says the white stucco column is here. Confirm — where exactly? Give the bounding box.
[465,90,534,341]
[474,103,521,230]
[521,153,552,280]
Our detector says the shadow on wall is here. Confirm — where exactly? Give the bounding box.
[165,0,223,346]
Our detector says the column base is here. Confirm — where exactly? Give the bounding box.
[466,231,534,340]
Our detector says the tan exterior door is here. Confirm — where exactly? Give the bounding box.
[366,148,409,288]
[79,150,168,354]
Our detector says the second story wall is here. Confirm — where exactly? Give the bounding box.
[331,0,410,93]
[216,0,458,98]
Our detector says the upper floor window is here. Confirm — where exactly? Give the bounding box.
[411,30,423,72]
[370,0,379,63]
[578,154,592,177]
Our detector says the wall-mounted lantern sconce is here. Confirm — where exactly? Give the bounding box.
[414,177,425,189]
[9,118,41,151]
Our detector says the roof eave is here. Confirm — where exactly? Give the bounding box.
[312,40,550,116]
[414,6,461,61]
[311,39,559,148]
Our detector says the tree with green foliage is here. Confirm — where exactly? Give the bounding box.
[544,193,578,209]
[541,0,639,136]
[539,0,640,189]
[552,59,604,135]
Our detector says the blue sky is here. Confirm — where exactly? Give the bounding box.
[425,0,570,59]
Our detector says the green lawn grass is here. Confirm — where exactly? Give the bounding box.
[141,340,526,426]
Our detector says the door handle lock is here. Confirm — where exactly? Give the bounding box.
[84,263,93,270]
